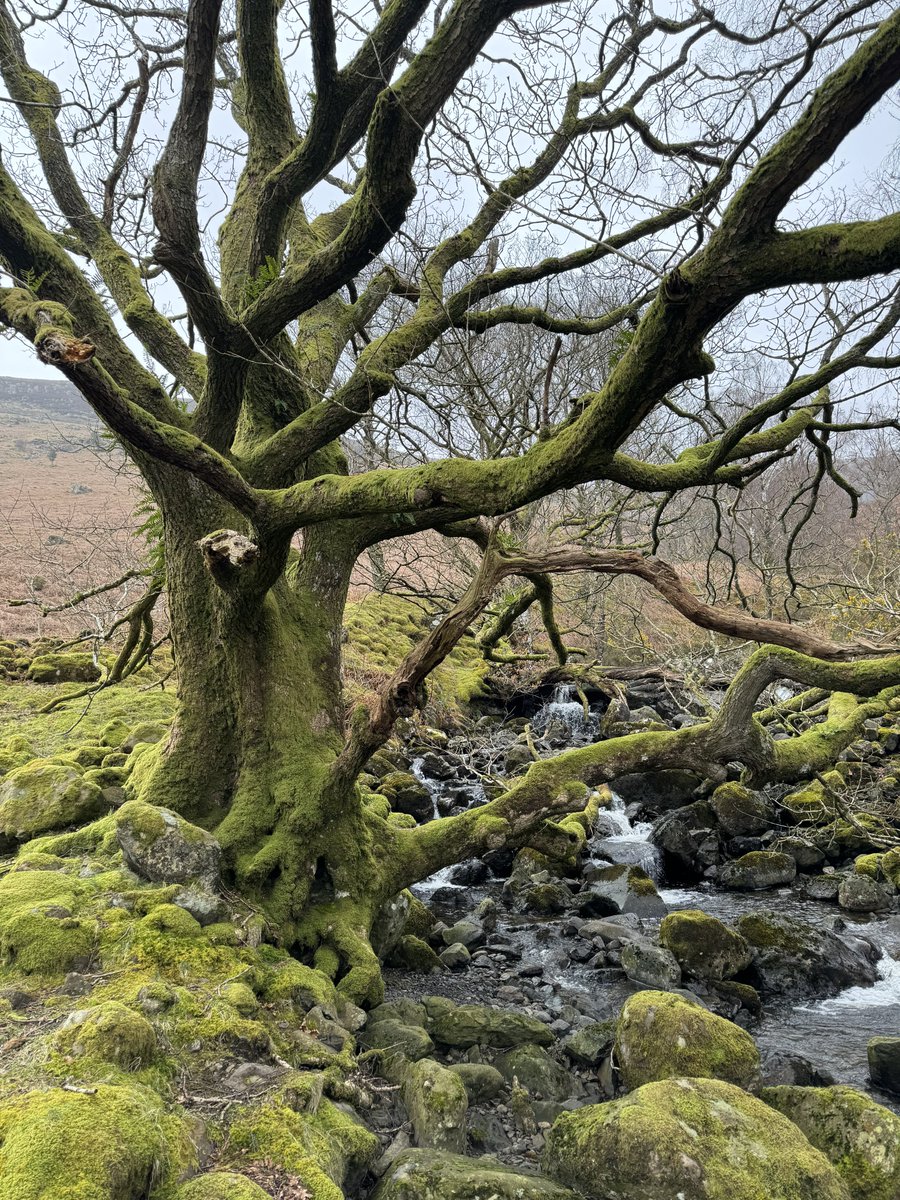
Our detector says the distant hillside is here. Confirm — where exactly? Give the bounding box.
[0,375,93,425]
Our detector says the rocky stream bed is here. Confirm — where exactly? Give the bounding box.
[1,676,900,1198]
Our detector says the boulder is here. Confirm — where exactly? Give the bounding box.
[374,1149,579,1200]
[763,1084,900,1200]
[494,1044,578,1102]
[659,909,753,981]
[55,1001,157,1067]
[120,722,169,752]
[651,800,720,878]
[402,1058,468,1152]
[360,1019,435,1062]
[378,771,433,820]
[562,1021,615,1067]
[543,1077,849,1200]
[868,1037,900,1095]
[720,850,796,890]
[371,891,412,959]
[429,1003,553,1049]
[614,990,761,1092]
[439,942,471,969]
[114,801,222,889]
[577,864,666,918]
[388,935,444,973]
[620,941,681,990]
[736,910,878,1000]
[803,874,842,901]
[440,919,484,948]
[837,874,892,913]
[0,1083,174,1200]
[27,652,100,684]
[446,1063,506,1103]
[772,836,824,869]
[417,751,455,780]
[881,847,900,887]
[612,770,701,812]
[710,782,774,837]
[0,762,106,849]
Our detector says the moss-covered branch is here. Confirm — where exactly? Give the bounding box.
[391,645,900,889]
[0,0,205,398]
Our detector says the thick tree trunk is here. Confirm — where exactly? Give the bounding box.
[134,482,392,1001]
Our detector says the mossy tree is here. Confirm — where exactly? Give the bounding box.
[2,0,900,1001]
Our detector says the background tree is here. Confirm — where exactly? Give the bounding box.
[1,0,900,1001]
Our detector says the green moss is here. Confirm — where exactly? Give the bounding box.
[855,853,883,879]
[27,652,101,684]
[0,1083,178,1200]
[0,678,174,760]
[55,1000,157,1067]
[227,1097,378,1200]
[543,1077,849,1200]
[221,981,259,1015]
[177,1173,271,1200]
[0,760,106,843]
[614,990,761,1092]
[343,593,488,716]
[763,1084,900,1200]
[659,909,753,981]
[261,958,338,1012]
[402,1057,468,1152]
[880,847,900,887]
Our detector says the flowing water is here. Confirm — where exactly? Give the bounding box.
[536,684,595,739]
[410,716,899,1105]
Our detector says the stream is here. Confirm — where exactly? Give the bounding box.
[407,684,900,1105]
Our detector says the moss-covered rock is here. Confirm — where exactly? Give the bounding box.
[402,1057,468,1152]
[121,721,169,752]
[177,1173,271,1200]
[0,760,106,848]
[377,771,433,821]
[360,1018,435,1061]
[114,800,222,889]
[710,782,774,837]
[56,1000,157,1067]
[837,873,892,912]
[562,1021,615,1067]
[881,847,900,887]
[227,1096,379,1200]
[719,850,796,890]
[494,1043,577,1102]
[0,1083,177,1200]
[619,940,681,990]
[614,990,761,1092]
[428,1002,553,1049]
[375,1148,579,1199]
[659,909,753,981]
[27,652,101,684]
[736,910,878,1000]
[0,867,96,976]
[543,1077,849,1200]
[446,1062,506,1102]
[763,1084,900,1200]
[388,934,444,973]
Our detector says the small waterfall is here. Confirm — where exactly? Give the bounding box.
[410,756,442,820]
[591,790,662,879]
[538,683,590,737]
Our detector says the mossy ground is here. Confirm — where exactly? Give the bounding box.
[0,813,381,1198]
[343,592,489,714]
